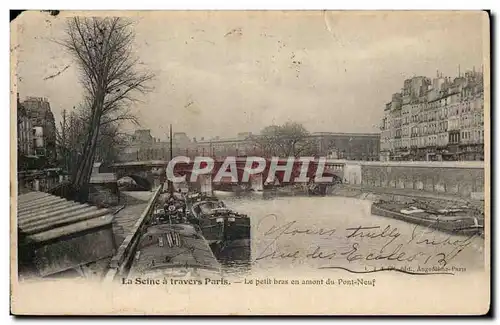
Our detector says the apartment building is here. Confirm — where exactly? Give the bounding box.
[380,69,484,161]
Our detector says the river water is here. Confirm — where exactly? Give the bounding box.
[217,193,485,276]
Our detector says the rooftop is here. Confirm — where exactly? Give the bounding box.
[17,191,115,277]
[18,191,113,240]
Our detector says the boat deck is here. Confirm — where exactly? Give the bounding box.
[372,201,484,235]
[127,223,221,277]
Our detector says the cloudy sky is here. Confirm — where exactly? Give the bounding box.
[14,11,487,140]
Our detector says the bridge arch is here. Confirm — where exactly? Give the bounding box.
[117,174,153,191]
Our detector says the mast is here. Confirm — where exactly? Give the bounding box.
[168,124,174,195]
[170,124,173,161]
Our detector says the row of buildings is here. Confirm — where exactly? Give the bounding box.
[17,95,57,170]
[117,129,381,162]
[380,68,484,161]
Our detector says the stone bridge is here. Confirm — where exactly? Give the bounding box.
[110,158,346,191]
[109,160,166,190]
[109,159,485,200]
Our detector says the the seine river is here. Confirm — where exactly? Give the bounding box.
[217,193,485,276]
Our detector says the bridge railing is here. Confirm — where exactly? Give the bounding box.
[103,184,163,283]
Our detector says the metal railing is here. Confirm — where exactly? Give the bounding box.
[103,184,163,282]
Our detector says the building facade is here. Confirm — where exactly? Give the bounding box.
[20,97,57,164]
[117,130,380,162]
[17,95,33,158]
[380,69,484,161]
[310,132,380,161]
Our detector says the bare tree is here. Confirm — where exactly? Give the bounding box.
[253,125,280,157]
[56,106,133,176]
[59,17,153,201]
[254,122,317,157]
[94,122,130,163]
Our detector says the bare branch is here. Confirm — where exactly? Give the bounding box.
[56,16,153,200]
[100,112,140,126]
[253,122,314,157]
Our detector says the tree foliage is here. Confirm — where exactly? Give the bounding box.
[58,16,153,201]
[253,122,317,157]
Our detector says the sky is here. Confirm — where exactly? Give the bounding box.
[13,11,488,141]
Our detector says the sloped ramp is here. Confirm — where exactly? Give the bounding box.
[17,191,115,278]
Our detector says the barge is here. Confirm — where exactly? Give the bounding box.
[371,200,484,235]
[126,195,222,279]
[185,193,251,252]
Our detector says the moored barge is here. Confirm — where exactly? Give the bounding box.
[371,200,484,235]
[126,195,222,280]
[185,193,251,252]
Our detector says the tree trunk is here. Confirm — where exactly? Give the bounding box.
[61,17,153,202]
[71,97,104,202]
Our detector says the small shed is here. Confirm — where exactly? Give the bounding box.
[17,191,115,278]
[89,173,120,207]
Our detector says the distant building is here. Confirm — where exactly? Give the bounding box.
[117,128,379,162]
[17,94,33,158]
[117,129,198,161]
[32,126,44,150]
[310,132,380,161]
[380,68,484,161]
[20,97,57,164]
[173,132,191,148]
[237,132,253,140]
[196,136,257,158]
[132,129,154,144]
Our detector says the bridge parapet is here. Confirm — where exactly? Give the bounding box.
[111,157,347,186]
[341,160,485,200]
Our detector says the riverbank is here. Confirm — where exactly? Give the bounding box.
[218,185,480,203]
[331,184,478,202]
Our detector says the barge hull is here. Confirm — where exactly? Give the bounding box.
[371,204,483,235]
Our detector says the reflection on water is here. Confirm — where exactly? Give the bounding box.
[214,192,485,276]
[213,242,252,276]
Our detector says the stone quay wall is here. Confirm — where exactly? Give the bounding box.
[344,161,485,200]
